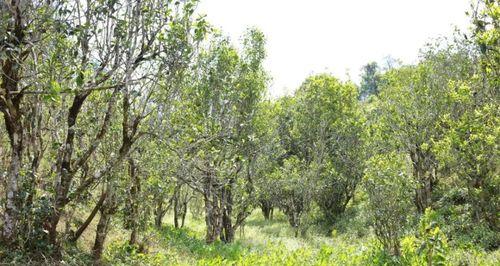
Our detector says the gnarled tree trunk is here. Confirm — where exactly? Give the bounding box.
[92,184,117,264]
[1,0,26,243]
[154,198,168,228]
[203,169,223,243]
[410,148,437,213]
[92,208,112,265]
[220,178,235,243]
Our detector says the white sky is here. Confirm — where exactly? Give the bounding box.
[197,0,471,97]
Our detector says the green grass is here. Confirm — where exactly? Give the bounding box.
[103,210,497,265]
[1,209,497,265]
[103,210,381,265]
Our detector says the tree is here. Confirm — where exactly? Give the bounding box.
[376,61,453,213]
[271,156,312,237]
[169,28,268,243]
[0,0,56,243]
[432,0,499,234]
[359,62,381,100]
[364,152,414,256]
[294,74,364,225]
[254,98,292,221]
[0,0,203,254]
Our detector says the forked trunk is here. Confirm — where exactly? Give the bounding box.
[261,201,273,220]
[71,191,107,242]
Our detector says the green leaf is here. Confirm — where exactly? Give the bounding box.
[75,71,84,87]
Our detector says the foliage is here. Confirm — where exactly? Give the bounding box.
[359,62,382,100]
[400,209,449,266]
[364,152,415,256]
[294,74,365,225]
[0,0,498,264]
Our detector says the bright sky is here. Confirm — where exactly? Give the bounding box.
[198,0,471,97]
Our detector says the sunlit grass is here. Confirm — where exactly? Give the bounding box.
[101,209,500,265]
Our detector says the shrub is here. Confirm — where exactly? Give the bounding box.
[401,208,449,266]
[364,152,414,256]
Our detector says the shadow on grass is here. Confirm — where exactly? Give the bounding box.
[159,225,246,261]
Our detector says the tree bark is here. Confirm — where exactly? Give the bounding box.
[203,170,222,243]
[71,191,107,242]
[2,133,22,242]
[260,200,273,220]
[92,209,112,265]
[0,0,26,244]
[127,158,140,246]
[154,200,166,228]
[173,191,180,228]
[204,197,220,243]
[410,148,436,213]
[220,179,235,243]
[92,184,116,264]
[181,202,187,228]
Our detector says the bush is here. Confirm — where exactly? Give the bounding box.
[436,187,499,250]
[104,241,172,266]
[400,208,449,266]
[364,152,415,256]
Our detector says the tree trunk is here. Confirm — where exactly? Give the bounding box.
[92,184,116,264]
[415,177,433,214]
[127,158,140,246]
[154,200,165,228]
[203,169,221,243]
[204,195,221,243]
[221,180,235,243]
[71,191,107,242]
[0,0,26,245]
[21,108,43,238]
[221,213,234,243]
[410,149,436,213]
[92,209,111,265]
[181,202,187,228]
[129,229,137,247]
[49,93,91,245]
[173,193,179,228]
[203,183,222,243]
[49,84,122,246]
[261,200,273,220]
[2,135,22,243]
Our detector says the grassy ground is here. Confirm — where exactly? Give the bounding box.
[0,208,498,265]
[100,210,499,266]
[0,207,500,266]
